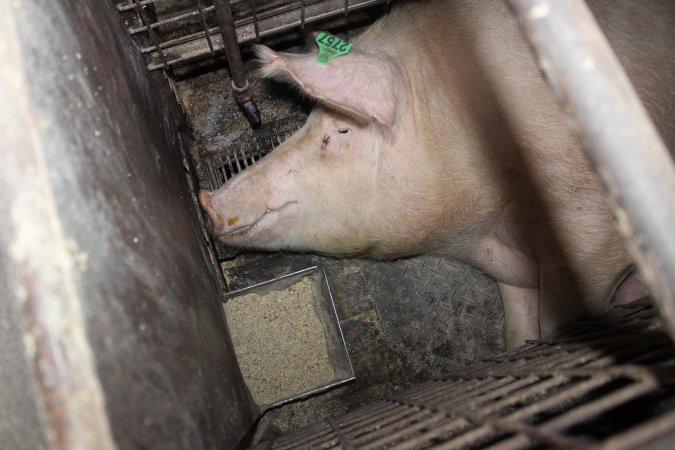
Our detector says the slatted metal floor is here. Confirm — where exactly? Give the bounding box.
[251,299,675,449]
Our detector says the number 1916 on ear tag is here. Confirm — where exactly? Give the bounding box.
[316,32,352,64]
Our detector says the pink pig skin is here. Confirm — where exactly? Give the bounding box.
[199,0,674,348]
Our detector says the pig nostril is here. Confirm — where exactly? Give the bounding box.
[338,128,350,134]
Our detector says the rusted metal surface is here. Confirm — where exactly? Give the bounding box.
[0,3,116,449]
[250,301,675,449]
[1,0,258,448]
[213,0,260,126]
[116,0,390,71]
[505,0,675,341]
[132,0,169,69]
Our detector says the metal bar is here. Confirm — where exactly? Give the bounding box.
[274,420,332,444]
[397,372,612,450]
[393,417,476,450]
[275,424,336,450]
[141,26,220,55]
[491,380,659,450]
[403,377,520,412]
[334,401,402,432]
[118,0,250,12]
[275,421,330,443]
[213,0,248,89]
[216,152,226,185]
[451,332,617,376]
[465,366,669,384]
[251,1,260,41]
[144,0,387,70]
[359,412,451,449]
[118,0,158,12]
[342,403,417,438]
[128,5,216,35]
[238,148,248,168]
[542,381,658,433]
[203,155,215,189]
[324,416,356,450]
[598,409,675,450]
[232,150,243,172]
[276,427,336,449]
[213,0,260,126]
[353,409,436,447]
[194,0,215,55]
[225,153,235,182]
[465,414,590,450]
[506,0,675,341]
[132,0,169,70]
[208,156,219,190]
[451,342,610,380]
[412,426,493,450]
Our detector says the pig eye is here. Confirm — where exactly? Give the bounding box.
[337,128,350,134]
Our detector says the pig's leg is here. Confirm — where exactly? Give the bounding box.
[538,263,612,338]
[498,283,540,349]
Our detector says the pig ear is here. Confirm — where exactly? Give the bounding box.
[255,45,401,127]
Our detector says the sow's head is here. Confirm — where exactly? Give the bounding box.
[198,44,437,258]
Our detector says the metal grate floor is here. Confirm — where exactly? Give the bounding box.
[198,119,303,189]
[250,299,675,449]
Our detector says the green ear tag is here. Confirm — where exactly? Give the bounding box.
[316,32,352,64]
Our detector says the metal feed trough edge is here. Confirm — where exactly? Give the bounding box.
[225,265,356,411]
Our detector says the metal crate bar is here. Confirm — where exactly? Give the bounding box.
[274,422,334,449]
[506,0,675,341]
[131,0,169,69]
[347,405,429,441]
[598,409,675,450]
[117,0,390,71]
[127,5,216,35]
[197,120,304,190]
[325,416,356,450]
[357,412,458,450]
[117,0,251,13]
[195,0,216,55]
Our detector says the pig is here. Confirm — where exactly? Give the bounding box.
[199,0,674,348]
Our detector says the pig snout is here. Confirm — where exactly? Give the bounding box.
[198,190,227,235]
[198,187,300,245]
[199,189,252,237]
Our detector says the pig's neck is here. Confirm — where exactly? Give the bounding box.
[469,225,539,289]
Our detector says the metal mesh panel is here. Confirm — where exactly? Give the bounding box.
[116,0,391,71]
[251,300,675,449]
[195,121,302,190]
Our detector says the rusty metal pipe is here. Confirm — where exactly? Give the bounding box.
[213,0,260,126]
[507,0,675,339]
